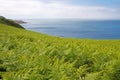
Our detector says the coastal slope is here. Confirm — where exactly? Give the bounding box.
[0,23,120,80]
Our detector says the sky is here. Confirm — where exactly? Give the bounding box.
[0,0,120,20]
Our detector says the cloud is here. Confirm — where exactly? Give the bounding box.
[0,0,120,19]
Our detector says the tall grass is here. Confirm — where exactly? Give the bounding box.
[0,23,120,80]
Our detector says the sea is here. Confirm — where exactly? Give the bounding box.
[21,19,120,39]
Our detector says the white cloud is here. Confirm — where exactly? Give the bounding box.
[0,0,120,19]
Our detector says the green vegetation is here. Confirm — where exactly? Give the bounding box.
[0,23,120,80]
[0,16,24,29]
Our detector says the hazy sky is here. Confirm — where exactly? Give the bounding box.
[0,0,120,19]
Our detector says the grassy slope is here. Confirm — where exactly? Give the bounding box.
[0,23,120,80]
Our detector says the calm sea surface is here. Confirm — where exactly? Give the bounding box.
[21,19,120,39]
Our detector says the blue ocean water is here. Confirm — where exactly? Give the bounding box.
[21,19,120,39]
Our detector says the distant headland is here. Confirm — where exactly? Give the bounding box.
[13,20,27,24]
[0,16,25,29]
